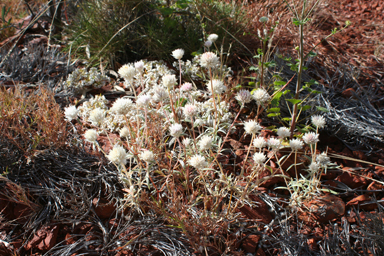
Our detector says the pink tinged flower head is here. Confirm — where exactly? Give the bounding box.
[204,40,212,48]
[200,52,220,69]
[302,132,319,145]
[235,90,252,105]
[311,115,326,129]
[107,145,127,165]
[277,127,290,138]
[134,60,145,74]
[180,82,193,92]
[252,88,270,105]
[289,138,304,151]
[268,137,281,150]
[136,94,151,107]
[172,48,184,60]
[183,104,197,118]
[162,74,177,89]
[253,152,266,165]
[64,105,78,121]
[169,123,183,138]
[244,120,262,135]
[188,154,208,170]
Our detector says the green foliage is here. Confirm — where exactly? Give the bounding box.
[64,0,248,69]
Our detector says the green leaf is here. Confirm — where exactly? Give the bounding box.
[249,66,258,71]
[267,107,281,113]
[316,106,329,112]
[299,105,311,111]
[292,18,301,26]
[271,91,282,107]
[286,99,302,105]
[308,51,317,57]
[282,117,292,122]
[248,81,256,86]
[267,113,280,117]
[159,7,175,16]
[274,80,286,86]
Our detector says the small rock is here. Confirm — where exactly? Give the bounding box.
[238,195,273,224]
[93,198,115,219]
[342,88,355,98]
[242,234,261,253]
[302,194,345,223]
[335,170,368,189]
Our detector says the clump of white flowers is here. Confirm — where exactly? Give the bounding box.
[198,135,213,151]
[169,123,183,138]
[162,74,177,89]
[172,49,184,60]
[244,120,262,135]
[253,136,267,149]
[302,132,319,145]
[183,104,198,118]
[253,152,267,165]
[118,64,136,82]
[289,138,304,151]
[277,127,290,139]
[107,145,127,165]
[110,98,133,115]
[268,137,281,150]
[188,155,208,170]
[64,105,78,121]
[139,150,155,163]
[84,129,98,143]
[64,67,110,95]
[89,108,105,126]
[119,127,130,138]
[206,79,227,95]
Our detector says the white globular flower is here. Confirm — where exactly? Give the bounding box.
[84,129,98,143]
[107,145,127,165]
[183,104,197,118]
[235,90,252,105]
[136,94,151,107]
[162,74,177,89]
[308,162,320,172]
[110,97,133,115]
[119,127,130,138]
[198,135,213,151]
[172,48,184,60]
[134,60,145,74]
[252,88,270,105]
[188,154,208,170]
[200,52,220,69]
[169,123,183,138]
[253,152,267,165]
[311,115,326,129]
[206,79,227,95]
[64,105,78,121]
[182,138,191,147]
[118,64,136,81]
[207,34,219,43]
[253,136,267,149]
[89,108,105,125]
[268,137,281,150]
[204,40,212,48]
[302,132,319,145]
[244,120,262,135]
[180,82,193,92]
[277,127,291,138]
[139,150,155,163]
[289,138,304,151]
[316,152,330,166]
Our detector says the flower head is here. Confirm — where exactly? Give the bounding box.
[162,74,177,89]
[188,155,208,169]
[139,150,155,163]
[200,52,220,69]
[311,115,326,129]
[152,85,169,102]
[204,40,212,48]
[198,135,213,151]
[183,104,197,118]
[182,138,191,147]
[308,162,319,172]
[134,60,145,74]
[207,34,219,43]
[268,137,281,150]
[172,48,184,60]
[206,79,227,95]
[316,152,330,166]
[253,152,267,165]
[118,64,136,81]
[235,90,252,105]
[64,105,78,121]
[253,136,267,149]
[84,129,98,143]
[289,138,304,151]
[136,94,151,107]
[107,145,127,165]
[119,127,130,138]
[110,97,133,115]
[89,108,105,126]
[244,120,262,135]
[252,88,270,105]
[277,127,290,138]
[302,132,319,145]
[180,82,193,92]
[169,123,183,138]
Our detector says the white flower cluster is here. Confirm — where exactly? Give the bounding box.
[64,67,110,95]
